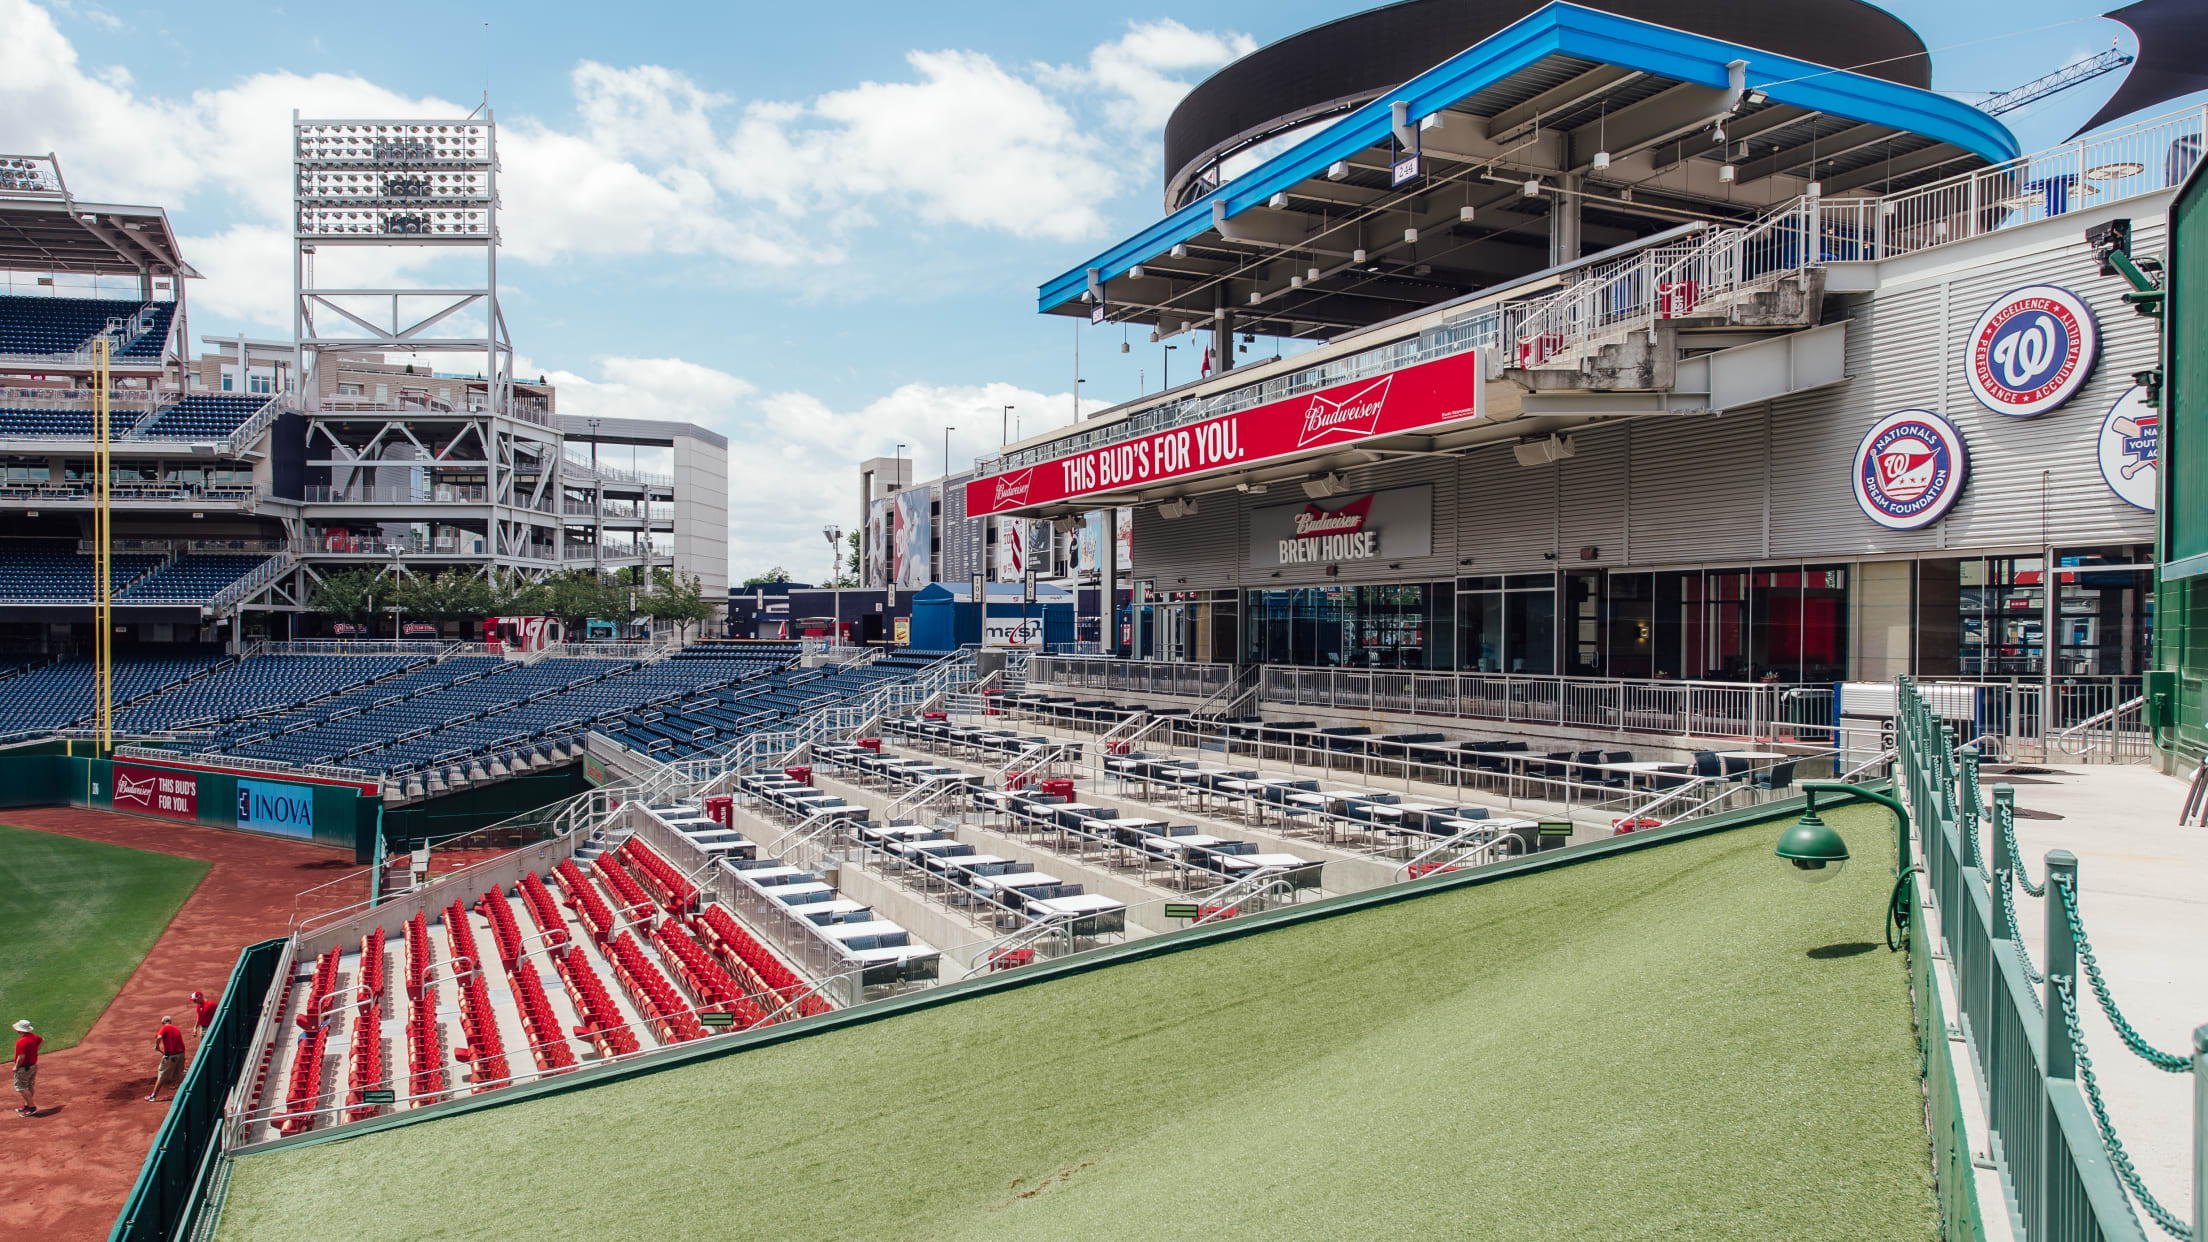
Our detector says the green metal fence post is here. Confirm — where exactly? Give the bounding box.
[1958,746,1981,868]
[1989,784,2015,1037]
[2041,849,2081,1241]
[2195,1023,2206,1242]
[2043,850,2080,1076]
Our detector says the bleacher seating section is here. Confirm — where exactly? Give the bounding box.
[0,652,229,735]
[0,541,163,598]
[0,543,272,607]
[0,393,267,439]
[115,652,424,731]
[0,294,175,359]
[133,394,270,439]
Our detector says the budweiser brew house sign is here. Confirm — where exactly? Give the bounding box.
[967,350,1485,516]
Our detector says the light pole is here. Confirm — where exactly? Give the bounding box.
[823,524,843,642]
[1164,344,1177,391]
[1002,404,1014,446]
[941,426,955,585]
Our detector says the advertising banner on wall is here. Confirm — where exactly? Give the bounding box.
[1116,506,1133,573]
[984,614,1046,647]
[864,497,894,588]
[111,764,197,819]
[893,486,933,589]
[938,472,986,585]
[1246,485,1433,570]
[1066,511,1106,578]
[966,349,1484,516]
[236,778,316,840]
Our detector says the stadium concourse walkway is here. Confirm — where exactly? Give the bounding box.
[212,804,1937,1242]
[1996,762,2208,1223]
[0,808,360,1242]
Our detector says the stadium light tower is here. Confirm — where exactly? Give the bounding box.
[824,523,843,639]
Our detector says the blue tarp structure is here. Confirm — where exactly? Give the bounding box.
[907,582,1075,650]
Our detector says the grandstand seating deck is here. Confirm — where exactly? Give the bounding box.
[115,653,426,731]
[0,652,229,734]
[0,541,163,599]
[0,293,174,358]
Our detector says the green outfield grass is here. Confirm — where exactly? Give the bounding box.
[0,822,211,1051]
[217,804,1933,1242]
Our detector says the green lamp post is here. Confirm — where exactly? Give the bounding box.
[1778,781,1919,947]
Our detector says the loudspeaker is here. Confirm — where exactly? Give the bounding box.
[1512,435,1577,467]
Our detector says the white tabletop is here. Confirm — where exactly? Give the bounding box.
[740,866,809,885]
[1240,853,1310,867]
[816,919,906,941]
[1598,761,1690,773]
[1107,817,1166,831]
[1156,834,1229,850]
[1028,894,1125,916]
[977,872,1063,893]
[1718,751,1789,761]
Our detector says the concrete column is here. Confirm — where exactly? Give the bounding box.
[1212,315,1234,375]
[1099,515,1118,656]
[1850,560,1914,682]
[1549,173,1583,267]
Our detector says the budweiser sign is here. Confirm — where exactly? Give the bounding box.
[1290,494,1375,538]
[965,349,1483,516]
[111,764,197,820]
[1297,376,1392,447]
[992,469,1035,508]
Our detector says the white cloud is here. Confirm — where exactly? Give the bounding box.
[543,355,758,427]
[1043,19,1257,133]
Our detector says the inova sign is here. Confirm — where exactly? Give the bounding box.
[236,778,315,840]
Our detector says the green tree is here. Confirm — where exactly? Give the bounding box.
[650,567,716,642]
[306,568,388,629]
[740,566,791,587]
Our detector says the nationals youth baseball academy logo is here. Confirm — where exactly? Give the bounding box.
[2098,385,2158,511]
[1297,374,1393,447]
[1854,410,1969,530]
[1965,284,2099,417]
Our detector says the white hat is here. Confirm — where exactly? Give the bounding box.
[11,1020,31,1033]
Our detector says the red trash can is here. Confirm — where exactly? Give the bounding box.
[857,737,882,752]
[704,795,734,827]
[982,688,1003,716]
[783,765,813,786]
[1039,778,1075,801]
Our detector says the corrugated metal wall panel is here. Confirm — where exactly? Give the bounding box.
[1769,278,1950,558]
[1133,494,1242,589]
[1628,407,1769,563]
[1456,441,1557,572]
[1933,225,2160,551]
[1557,423,1627,563]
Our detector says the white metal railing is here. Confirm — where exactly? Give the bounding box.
[202,553,292,614]
[217,394,285,455]
[1027,654,1235,699]
[1809,105,2204,266]
[110,743,378,787]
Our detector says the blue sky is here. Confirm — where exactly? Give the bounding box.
[1,0,2190,578]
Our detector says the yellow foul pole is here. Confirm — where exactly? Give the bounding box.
[95,339,113,751]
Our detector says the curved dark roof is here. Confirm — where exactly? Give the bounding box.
[1164,0,1931,198]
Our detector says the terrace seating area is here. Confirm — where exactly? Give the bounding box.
[0,294,175,358]
[116,553,273,602]
[249,833,835,1140]
[0,405,149,437]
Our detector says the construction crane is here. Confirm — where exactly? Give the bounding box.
[1978,43,2134,117]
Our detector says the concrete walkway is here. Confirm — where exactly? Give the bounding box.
[1996,762,2203,1226]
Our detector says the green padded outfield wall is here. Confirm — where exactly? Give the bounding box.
[2157,154,2208,771]
[0,752,380,862]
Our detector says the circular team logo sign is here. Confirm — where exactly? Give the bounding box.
[2097,385,2157,511]
[1854,409,1969,530]
[1965,284,2098,417]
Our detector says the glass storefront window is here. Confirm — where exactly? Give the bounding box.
[1243,582,1453,669]
[1457,574,1555,674]
[1950,549,2152,677]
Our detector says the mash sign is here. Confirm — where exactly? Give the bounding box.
[967,350,1483,515]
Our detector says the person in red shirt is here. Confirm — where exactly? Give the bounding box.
[191,990,218,1040]
[12,1019,41,1117]
[147,1017,187,1103]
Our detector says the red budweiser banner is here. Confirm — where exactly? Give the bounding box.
[111,764,198,820]
[967,348,1485,516]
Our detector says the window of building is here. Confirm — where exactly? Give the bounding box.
[1457,574,1556,674]
[338,383,363,397]
[1242,582,1454,669]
